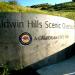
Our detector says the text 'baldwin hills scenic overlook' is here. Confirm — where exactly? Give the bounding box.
[0,0,75,75]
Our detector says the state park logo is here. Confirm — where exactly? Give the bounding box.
[19,32,32,45]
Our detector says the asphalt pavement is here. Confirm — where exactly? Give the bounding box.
[37,56,75,75]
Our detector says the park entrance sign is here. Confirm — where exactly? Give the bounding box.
[0,13,75,69]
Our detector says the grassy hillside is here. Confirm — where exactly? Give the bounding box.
[30,2,75,20]
[0,2,48,14]
[53,2,75,11]
[0,2,75,20]
[31,2,75,11]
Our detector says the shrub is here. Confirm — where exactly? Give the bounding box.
[8,0,18,5]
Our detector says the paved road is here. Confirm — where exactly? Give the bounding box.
[37,56,75,75]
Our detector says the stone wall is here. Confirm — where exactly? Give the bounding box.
[0,13,75,69]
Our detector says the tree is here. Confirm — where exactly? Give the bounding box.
[72,0,75,2]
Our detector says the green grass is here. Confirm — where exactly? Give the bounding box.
[46,11,75,20]
[0,2,48,13]
[0,2,75,20]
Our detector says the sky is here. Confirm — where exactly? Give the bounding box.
[5,0,72,6]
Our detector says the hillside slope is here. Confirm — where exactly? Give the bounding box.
[31,2,75,11]
[0,2,75,20]
[0,2,47,14]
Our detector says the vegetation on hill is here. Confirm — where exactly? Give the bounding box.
[31,2,75,11]
[8,0,18,5]
[72,0,75,2]
[30,2,75,20]
[0,2,48,14]
[0,1,75,20]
